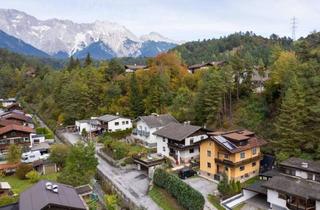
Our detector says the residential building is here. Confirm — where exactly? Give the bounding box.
[97,114,132,132]
[153,122,209,165]
[30,134,46,146]
[188,61,226,73]
[199,130,267,183]
[0,124,35,153]
[0,98,16,108]
[132,114,178,148]
[251,68,270,93]
[0,111,34,128]
[124,64,148,73]
[0,180,88,210]
[75,119,101,135]
[5,103,23,112]
[224,158,320,210]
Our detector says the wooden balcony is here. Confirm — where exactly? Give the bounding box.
[215,154,263,167]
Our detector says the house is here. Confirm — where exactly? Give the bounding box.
[188,61,226,73]
[199,130,267,183]
[0,182,13,197]
[263,158,320,210]
[0,124,35,153]
[0,180,88,210]
[132,114,178,148]
[153,122,209,165]
[0,111,34,128]
[133,153,165,178]
[97,114,132,132]
[5,103,23,112]
[223,157,320,210]
[75,119,101,135]
[0,98,16,108]
[251,67,270,93]
[30,134,46,146]
[0,119,20,128]
[124,64,148,73]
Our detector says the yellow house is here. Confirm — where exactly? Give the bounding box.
[199,130,267,183]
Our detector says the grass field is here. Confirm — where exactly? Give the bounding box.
[1,172,59,195]
[148,185,185,210]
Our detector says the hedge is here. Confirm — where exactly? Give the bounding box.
[153,168,205,210]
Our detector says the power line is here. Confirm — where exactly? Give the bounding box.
[291,17,297,40]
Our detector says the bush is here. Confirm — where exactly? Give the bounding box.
[218,174,242,197]
[103,128,132,140]
[153,168,205,210]
[16,164,33,179]
[26,170,40,183]
[36,127,54,139]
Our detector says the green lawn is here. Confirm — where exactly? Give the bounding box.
[1,172,59,195]
[232,203,245,210]
[208,195,225,210]
[148,185,185,210]
[241,176,259,188]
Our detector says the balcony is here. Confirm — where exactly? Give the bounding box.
[215,154,263,167]
[132,129,150,137]
[286,201,315,210]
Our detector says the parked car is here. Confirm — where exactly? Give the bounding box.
[21,151,49,163]
[178,168,197,179]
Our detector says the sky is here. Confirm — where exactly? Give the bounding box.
[1,0,319,41]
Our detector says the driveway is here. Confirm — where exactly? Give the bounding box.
[60,132,82,145]
[184,177,218,210]
[97,155,161,210]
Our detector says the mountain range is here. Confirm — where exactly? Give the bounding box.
[0,9,178,59]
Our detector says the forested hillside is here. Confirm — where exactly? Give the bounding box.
[0,32,319,161]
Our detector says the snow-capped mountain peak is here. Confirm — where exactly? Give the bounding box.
[0,9,178,59]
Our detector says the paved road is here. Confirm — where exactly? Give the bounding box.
[96,152,161,210]
[184,177,218,210]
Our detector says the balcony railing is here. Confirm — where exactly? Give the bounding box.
[215,154,263,167]
[132,129,150,137]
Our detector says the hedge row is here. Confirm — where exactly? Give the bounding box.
[153,168,205,210]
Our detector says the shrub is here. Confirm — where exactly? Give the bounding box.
[103,128,132,140]
[104,194,118,210]
[153,168,205,210]
[16,164,33,179]
[0,195,17,207]
[26,170,40,183]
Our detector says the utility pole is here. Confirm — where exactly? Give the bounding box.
[291,17,297,40]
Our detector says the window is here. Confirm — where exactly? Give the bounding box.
[252,162,256,167]
[240,152,245,159]
[224,154,229,159]
[126,121,129,124]
[207,150,211,157]
[190,138,194,144]
[201,136,204,140]
[115,122,119,126]
[162,137,166,143]
[207,162,211,168]
[240,166,245,171]
[278,193,287,200]
[189,148,194,153]
[252,147,257,155]
[225,166,229,171]
[307,173,314,180]
[162,147,166,152]
[122,121,125,125]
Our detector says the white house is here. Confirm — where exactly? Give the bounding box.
[75,119,101,135]
[30,134,45,147]
[153,122,208,165]
[124,64,148,73]
[0,98,16,108]
[97,114,132,132]
[132,114,178,148]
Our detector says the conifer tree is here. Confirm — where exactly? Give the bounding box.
[84,53,92,67]
[129,73,144,117]
[273,74,306,158]
[67,56,76,71]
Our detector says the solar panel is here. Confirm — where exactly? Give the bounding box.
[215,135,237,150]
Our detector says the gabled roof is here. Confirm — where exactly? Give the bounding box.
[262,175,320,200]
[19,180,86,210]
[0,124,35,136]
[280,157,320,174]
[124,65,148,70]
[139,114,178,128]
[153,122,205,141]
[0,119,20,127]
[1,112,32,123]
[76,119,100,125]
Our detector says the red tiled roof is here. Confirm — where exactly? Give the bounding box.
[0,124,35,135]
[2,112,31,122]
[0,119,20,127]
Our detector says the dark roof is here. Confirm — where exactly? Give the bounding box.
[262,175,320,200]
[19,180,86,210]
[0,203,19,210]
[259,168,280,178]
[75,184,93,195]
[139,114,178,128]
[97,114,120,122]
[244,180,267,195]
[0,119,20,127]
[153,122,205,141]
[280,157,320,174]
[208,130,267,153]
[0,124,35,136]
[1,112,32,123]
[188,61,226,70]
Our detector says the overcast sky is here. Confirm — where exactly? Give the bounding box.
[1,0,319,41]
